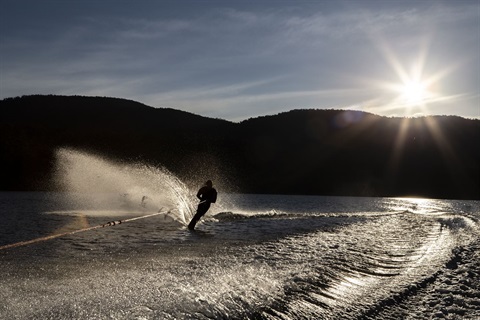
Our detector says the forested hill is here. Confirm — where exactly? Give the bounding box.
[1,95,479,199]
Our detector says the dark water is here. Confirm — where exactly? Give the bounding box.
[0,192,479,319]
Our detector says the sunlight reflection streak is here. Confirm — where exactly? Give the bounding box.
[388,118,411,182]
[423,117,466,186]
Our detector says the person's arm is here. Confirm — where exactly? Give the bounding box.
[197,187,205,200]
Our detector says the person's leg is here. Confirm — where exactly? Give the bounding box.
[188,203,210,230]
[188,213,201,230]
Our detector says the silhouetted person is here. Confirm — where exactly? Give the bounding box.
[188,180,217,230]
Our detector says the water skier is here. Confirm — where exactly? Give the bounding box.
[188,180,217,230]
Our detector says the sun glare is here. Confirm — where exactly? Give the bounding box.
[362,35,460,117]
[382,73,436,115]
[362,37,466,196]
[401,80,429,105]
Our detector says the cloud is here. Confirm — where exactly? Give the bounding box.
[139,80,368,121]
[1,1,478,120]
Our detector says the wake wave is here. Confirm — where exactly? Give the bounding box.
[246,213,476,319]
[212,210,291,221]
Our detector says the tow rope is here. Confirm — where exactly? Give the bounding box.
[0,209,171,251]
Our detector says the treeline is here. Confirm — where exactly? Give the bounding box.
[1,95,478,199]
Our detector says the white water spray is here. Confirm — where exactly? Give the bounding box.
[55,148,195,224]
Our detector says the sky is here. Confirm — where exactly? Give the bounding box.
[1,0,479,121]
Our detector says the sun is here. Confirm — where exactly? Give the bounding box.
[360,36,462,117]
[381,74,435,114]
[381,66,440,115]
[400,79,430,105]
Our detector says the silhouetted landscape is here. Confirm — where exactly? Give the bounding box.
[1,95,478,199]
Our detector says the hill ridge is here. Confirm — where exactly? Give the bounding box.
[1,95,478,199]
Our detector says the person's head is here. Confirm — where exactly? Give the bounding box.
[206,180,213,187]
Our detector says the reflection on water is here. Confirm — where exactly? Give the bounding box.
[382,197,449,214]
[0,192,479,319]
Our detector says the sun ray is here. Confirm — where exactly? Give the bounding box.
[400,79,429,105]
[358,32,474,198]
[353,27,470,119]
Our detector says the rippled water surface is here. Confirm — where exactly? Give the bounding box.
[0,192,479,319]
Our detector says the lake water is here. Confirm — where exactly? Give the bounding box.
[0,192,479,319]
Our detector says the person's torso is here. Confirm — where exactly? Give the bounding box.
[200,186,217,203]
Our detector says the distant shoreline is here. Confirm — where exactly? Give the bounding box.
[1,95,479,200]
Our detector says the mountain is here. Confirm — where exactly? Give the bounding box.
[237,110,479,199]
[1,95,478,199]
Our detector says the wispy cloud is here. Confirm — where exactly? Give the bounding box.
[1,1,478,119]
